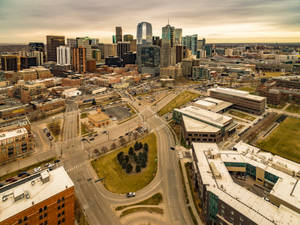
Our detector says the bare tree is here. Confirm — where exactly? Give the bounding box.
[110,143,116,150]
[101,146,108,153]
[119,137,126,146]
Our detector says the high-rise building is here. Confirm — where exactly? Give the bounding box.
[29,51,44,66]
[29,42,45,52]
[182,34,198,55]
[160,43,176,67]
[0,167,75,225]
[137,45,160,75]
[152,36,161,46]
[28,42,45,66]
[103,44,117,58]
[136,22,152,45]
[162,24,175,47]
[57,46,71,65]
[123,34,133,42]
[117,42,130,59]
[112,35,116,44]
[115,26,122,43]
[46,35,65,62]
[197,38,206,50]
[174,28,182,45]
[72,47,86,74]
[129,40,137,52]
[176,45,184,63]
[76,37,93,60]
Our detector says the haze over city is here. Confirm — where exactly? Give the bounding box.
[1,0,300,43]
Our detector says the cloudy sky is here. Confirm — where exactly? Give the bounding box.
[0,0,300,43]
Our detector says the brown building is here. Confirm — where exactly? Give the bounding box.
[209,87,266,115]
[46,35,65,62]
[0,102,33,120]
[61,77,83,87]
[0,167,75,225]
[32,98,66,114]
[20,82,48,103]
[72,47,86,74]
[86,60,96,72]
[88,109,110,127]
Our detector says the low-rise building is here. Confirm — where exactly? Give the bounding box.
[193,97,232,113]
[0,167,75,225]
[88,109,110,128]
[0,127,32,163]
[209,87,266,115]
[192,142,300,225]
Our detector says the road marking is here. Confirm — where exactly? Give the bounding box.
[66,161,88,172]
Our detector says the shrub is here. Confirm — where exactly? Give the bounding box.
[135,165,141,173]
[128,147,134,155]
[126,163,133,173]
[121,160,127,169]
[141,160,147,168]
[134,141,139,150]
[143,143,149,152]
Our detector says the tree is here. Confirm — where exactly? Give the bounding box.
[141,160,146,168]
[128,147,134,155]
[111,143,116,150]
[101,146,108,154]
[117,151,124,163]
[134,141,139,150]
[121,160,127,169]
[143,143,148,152]
[94,149,100,156]
[119,137,126,146]
[138,142,143,150]
[126,163,133,173]
[124,155,129,164]
[133,152,138,163]
[135,165,141,173]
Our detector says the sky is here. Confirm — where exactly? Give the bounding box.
[0,0,300,44]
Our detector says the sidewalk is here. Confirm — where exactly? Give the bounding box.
[0,150,56,177]
[179,159,204,225]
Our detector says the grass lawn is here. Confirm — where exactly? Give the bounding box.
[91,133,157,193]
[260,72,284,78]
[80,112,88,119]
[237,86,257,93]
[47,120,61,140]
[228,110,256,121]
[116,193,163,211]
[81,123,90,136]
[158,91,200,116]
[256,117,300,163]
[286,104,300,114]
[120,207,163,218]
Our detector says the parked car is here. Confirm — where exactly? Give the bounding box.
[5,178,17,183]
[89,137,95,141]
[33,167,42,173]
[17,172,29,177]
[49,136,53,141]
[170,146,175,151]
[43,128,49,133]
[94,133,98,137]
[126,192,136,198]
[54,159,60,164]
[0,183,4,187]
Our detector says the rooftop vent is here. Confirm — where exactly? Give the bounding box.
[2,195,8,202]
[40,171,50,184]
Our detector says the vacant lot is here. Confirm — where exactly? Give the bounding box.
[286,104,300,114]
[228,110,256,121]
[91,133,157,193]
[256,117,300,163]
[237,86,257,94]
[158,91,200,116]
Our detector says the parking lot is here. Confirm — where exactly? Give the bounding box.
[104,105,132,121]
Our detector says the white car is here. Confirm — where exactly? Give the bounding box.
[33,167,42,173]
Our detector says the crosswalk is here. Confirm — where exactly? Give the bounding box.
[66,162,88,173]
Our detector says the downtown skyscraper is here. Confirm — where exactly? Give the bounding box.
[137,22,152,45]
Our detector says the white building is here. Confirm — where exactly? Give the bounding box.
[56,46,71,65]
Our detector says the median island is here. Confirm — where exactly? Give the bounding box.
[91,133,158,193]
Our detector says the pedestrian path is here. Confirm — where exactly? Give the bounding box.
[66,161,88,173]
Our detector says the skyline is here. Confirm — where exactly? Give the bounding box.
[0,0,300,44]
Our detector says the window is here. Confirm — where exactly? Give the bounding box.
[57,206,61,210]
[62,211,65,215]
[62,218,65,223]
[44,213,47,218]
[44,222,48,225]
[58,220,61,225]
[40,223,43,225]
[24,216,28,221]
[57,199,61,204]
[58,213,61,217]
[62,197,65,202]
[62,203,65,208]
[18,219,22,224]
[39,215,43,220]
[44,206,47,210]
[39,208,43,213]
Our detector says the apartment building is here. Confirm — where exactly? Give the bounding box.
[0,128,32,163]
[192,142,300,225]
[0,167,75,225]
[208,87,266,115]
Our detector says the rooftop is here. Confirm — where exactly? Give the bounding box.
[193,142,300,225]
[193,97,233,113]
[0,167,74,222]
[182,115,220,133]
[209,87,265,101]
[0,128,27,141]
[175,106,232,128]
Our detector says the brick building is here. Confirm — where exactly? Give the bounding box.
[0,167,75,225]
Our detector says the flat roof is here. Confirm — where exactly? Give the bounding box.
[0,128,27,141]
[88,112,110,122]
[175,106,232,128]
[209,87,265,101]
[0,167,74,222]
[193,142,300,225]
[182,115,220,133]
